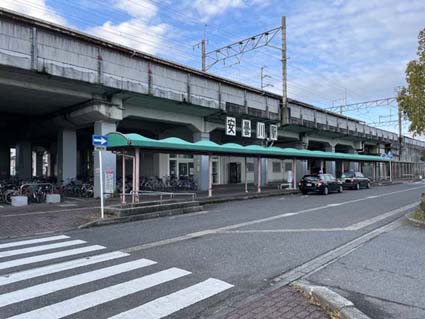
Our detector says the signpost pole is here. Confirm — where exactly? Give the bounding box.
[245,157,248,193]
[99,150,104,219]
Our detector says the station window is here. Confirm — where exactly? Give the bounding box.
[272,162,281,173]
[246,162,255,172]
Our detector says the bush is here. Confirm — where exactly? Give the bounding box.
[413,193,425,221]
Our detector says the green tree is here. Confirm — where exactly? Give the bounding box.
[397,28,425,135]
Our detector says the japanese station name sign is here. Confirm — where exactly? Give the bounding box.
[226,117,278,141]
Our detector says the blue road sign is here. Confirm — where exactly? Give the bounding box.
[92,135,108,147]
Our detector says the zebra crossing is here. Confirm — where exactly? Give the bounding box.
[0,234,233,318]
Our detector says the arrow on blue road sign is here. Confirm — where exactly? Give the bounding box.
[92,135,108,146]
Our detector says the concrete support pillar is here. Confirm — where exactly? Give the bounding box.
[94,121,117,198]
[0,146,10,177]
[193,132,210,191]
[35,151,44,177]
[57,129,77,184]
[296,160,307,181]
[325,145,336,176]
[16,141,32,180]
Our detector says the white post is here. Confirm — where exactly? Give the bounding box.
[245,157,248,193]
[292,158,297,190]
[208,154,213,198]
[122,155,126,204]
[257,157,262,193]
[99,150,104,219]
[389,160,392,182]
[132,155,136,204]
[135,149,140,203]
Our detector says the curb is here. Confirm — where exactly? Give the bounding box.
[199,189,299,205]
[406,211,425,227]
[78,206,204,229]
[292,280,371,319]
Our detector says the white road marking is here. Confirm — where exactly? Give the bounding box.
[109,278,234,319]
[124,184,425,253]
[226,202,419,234]
[0,251,129,286]
[327,203,343,207]
[0,245,105,270]
[367,195,379,199]
[0,258,157,307]
[226,228,347,234]
[0,235,70,250]
[274,219,403,287]
[0,240,86,258]
[7,268,191,319]
[345,202,419,230]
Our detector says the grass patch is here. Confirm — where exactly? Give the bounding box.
[412,209,425,222]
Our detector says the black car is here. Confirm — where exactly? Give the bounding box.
[341,171,371,190]
[298,174,343,195]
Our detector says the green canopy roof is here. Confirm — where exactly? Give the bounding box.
[107,132,389,162]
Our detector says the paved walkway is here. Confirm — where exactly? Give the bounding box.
[225,286,329,319]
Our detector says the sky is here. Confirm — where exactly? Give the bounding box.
[1,0,424,136]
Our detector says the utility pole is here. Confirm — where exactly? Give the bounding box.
[341,88,347,114]
[201,39,206,72]
[398,103,403,159]
[395,86,403,160]
[281,16,288,124]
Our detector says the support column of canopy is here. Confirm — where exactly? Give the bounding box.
[257,157,262,193]
[208,154,213,197]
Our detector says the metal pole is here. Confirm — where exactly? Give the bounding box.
[132,154,136,204]
[292,158,297,190]
[208,154,213,198]
[257,157,262,193]
[281,16,288,125]
[122,154,126,204]
[389,160,392,182]
[201,39,206,72]
[135,149,140,203]
[99,150,104,219]
[245,157,248,193]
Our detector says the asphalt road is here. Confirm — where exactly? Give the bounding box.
[0,182,424,318]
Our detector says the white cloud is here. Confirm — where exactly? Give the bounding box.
[191,0,245,21]
[87,0,169,55]
[0,0,66,25]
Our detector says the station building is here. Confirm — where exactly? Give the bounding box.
[0,9,424,196]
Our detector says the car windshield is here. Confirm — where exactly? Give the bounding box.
[341,171,354,178]
[303,175,320,181]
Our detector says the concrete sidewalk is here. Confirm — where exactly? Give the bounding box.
[306,219,425,319]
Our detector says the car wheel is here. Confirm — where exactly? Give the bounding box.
[355,183,360,190]
[366,182,371,189]
[338,185,343,193]
[323,187,329,195]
